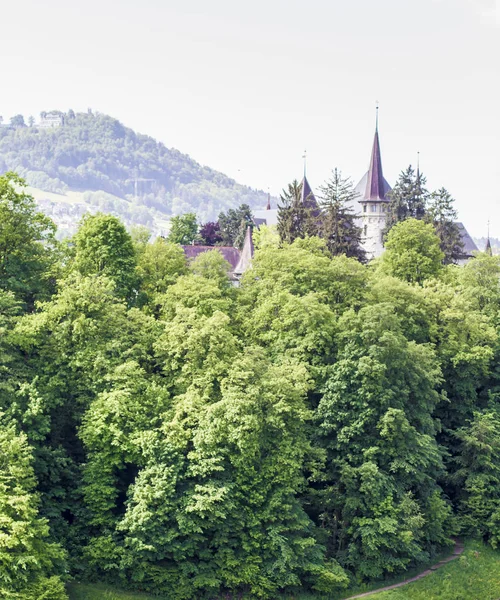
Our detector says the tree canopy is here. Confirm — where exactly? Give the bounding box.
[0,173,497,600]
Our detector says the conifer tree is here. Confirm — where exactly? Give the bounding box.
[318,169,366,262]
[277,179,318,243]
[218,204,253,249]
[427,187,464,264]
[385,165,428,235]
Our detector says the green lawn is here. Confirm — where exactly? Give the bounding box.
[67,540,500,600]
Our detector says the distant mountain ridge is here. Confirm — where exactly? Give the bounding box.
[0,110,269,236]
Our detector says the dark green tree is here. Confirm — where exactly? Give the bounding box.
[167,213,198,245]
[71,213,137,299]
[453,410,500,546]
[277,179,319,244]
[318,169,365,262]
[316,304,452,579]
[0,172,58,308]
[385,166,427,234]
[0,417,68,599]
[218,204,253,248]
[10,114,26,127]
[427,187,464,264]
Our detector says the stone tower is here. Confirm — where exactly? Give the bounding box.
[356,120,392,259]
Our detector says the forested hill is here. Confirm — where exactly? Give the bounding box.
[0,110,268,236]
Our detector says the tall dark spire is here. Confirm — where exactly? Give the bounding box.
[266,190,271,210]
[364,107,387,201]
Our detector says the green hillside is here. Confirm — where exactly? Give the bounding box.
[0,111,268,235]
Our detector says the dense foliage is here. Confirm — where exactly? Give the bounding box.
[2,173,500,599]
[0,110,268,225]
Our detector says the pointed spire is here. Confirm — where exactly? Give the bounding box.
[416,151,420,181]
[364,126,387,201]
[485,219,492,255]
[266,190,271,210]
[234,226,254,277]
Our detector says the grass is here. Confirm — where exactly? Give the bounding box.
[67,540,500,600]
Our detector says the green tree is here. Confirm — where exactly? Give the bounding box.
[316,304,451,579]
[12,275,159,546]
[115,349,348,598]
[167,213,199,245]
[218,204,253,248]
[0,172,58,308]
[0,417,67,599]
[385,166,427,234]
[135,237,188,307]
[427,188,464,264]
[453,410,500,546]
[381,218,444,284]
[10,114,26,127]
[318,169,365,261]
[71,213,137,299]
[277,179,319,244]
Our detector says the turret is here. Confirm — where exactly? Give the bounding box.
[357,108,391,258]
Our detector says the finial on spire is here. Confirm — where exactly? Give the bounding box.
[302,149,307,177]
[375,101,379,132]
[417,151,420,180]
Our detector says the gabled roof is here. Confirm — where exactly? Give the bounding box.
[182,245,241,269]
[364,128,389,201]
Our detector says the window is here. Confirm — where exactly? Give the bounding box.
[363,204,367,213]
[371,204,377,213]
[363,225,367,236]
[381,204,386,213]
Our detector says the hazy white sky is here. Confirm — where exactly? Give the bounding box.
[1,0,498,237]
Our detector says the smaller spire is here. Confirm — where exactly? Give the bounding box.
[266,190,271,210]
[485,219,492,255]
[302,149,307,178]
[234,226,254,277]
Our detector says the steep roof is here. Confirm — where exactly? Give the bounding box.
[234,226,254,276]
[301,175,320,215]
[364,128,388,201]
[182,245,241,270]
[456,222,479,256]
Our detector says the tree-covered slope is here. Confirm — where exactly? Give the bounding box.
[0,111,268,235]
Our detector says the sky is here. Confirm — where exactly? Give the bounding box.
[1,0,499,238]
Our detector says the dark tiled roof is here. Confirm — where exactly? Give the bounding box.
[182,245,241,269]
[364,129,388,201]
[301,175,319,209]
[456,222,479,256]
